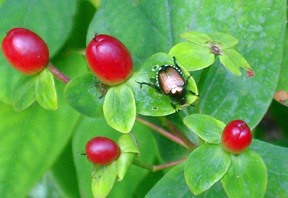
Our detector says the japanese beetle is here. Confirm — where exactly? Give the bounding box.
[138,57,197,109]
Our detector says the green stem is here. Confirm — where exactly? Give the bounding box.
[133,158,186,172]
[48,62,70,84]
[160,117,197,150]
[136,116,189,149]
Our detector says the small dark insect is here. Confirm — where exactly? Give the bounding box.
[138,57,197,109]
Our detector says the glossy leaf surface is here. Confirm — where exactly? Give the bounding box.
[64,72,104,118]
[35,69,58,110]
[103,83,136,133]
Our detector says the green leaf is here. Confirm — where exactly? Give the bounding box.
[219,52,242,76]
[183,114,225,144]
[146,163,228,198]
[223,48,253,75]
[72,118,158,198]
[275,25,288,106]
[116,152,136,181]
[146,163,192,198]
[180,31,213,46]
[91,163,117,198]
[0,99,79,198]
[12,75,37,112]
[184,144,231,195]
[35,69,57,110]
[28,171,69,198]
[250,140,288,197]
[116,133,139,180]
[0,0,76,104]
[127,53,198,116]
[208,32,238,49]
[221,150,267,198]
[51,140,80,198]
[117,133,139,153]
[103,83,136,133]
[169,42,215,71]
[64,73,104,118]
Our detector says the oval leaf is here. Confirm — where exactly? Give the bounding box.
[184,144,231,195]
[146,163,192,198]
[183,114,225,144]
[103,83,136,133]
[275,29,288,106]
[64,72,104,118]
[219,52,242,76]
[12,75,37,112]
[91,163,117,198]
[0,96,79,198]
[169,42,215,71]
[127,52,198,116]
[35,68,57,110]
[251,140,288,197]
[223,48,253,75]
[221,150,267,198]
[208,32,238,49]
[180,31,213,46]
[117,133,139,153]
[146,163,228,198]
[116,152,136,181]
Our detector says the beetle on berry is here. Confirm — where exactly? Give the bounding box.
[138,57,198,109]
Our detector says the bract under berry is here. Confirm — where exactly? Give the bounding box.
[1,27,49,75]
[85,137,120,165]
[221,120,252,154]
[86,34,133,85]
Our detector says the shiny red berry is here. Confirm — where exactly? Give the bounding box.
[86,34,133,85]
[85,137,120,165]
[221,120,252,154]
[1,28,49,75]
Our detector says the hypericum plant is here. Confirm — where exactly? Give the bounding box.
[1,24,269,198]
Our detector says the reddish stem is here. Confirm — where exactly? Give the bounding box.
[136,116,189,149]
[133,158,186,172]
[48,62,70,84]
[161,117,197,150]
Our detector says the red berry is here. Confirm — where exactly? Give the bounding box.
[86,34,133,85]
[1,28,49,75]
[221,120,252,154]
[85,137,120,165]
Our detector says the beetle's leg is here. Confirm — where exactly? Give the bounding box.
[173,56,178,67]
[188,90,199,97]
[136,81,161,92]
[170,101,178,111]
